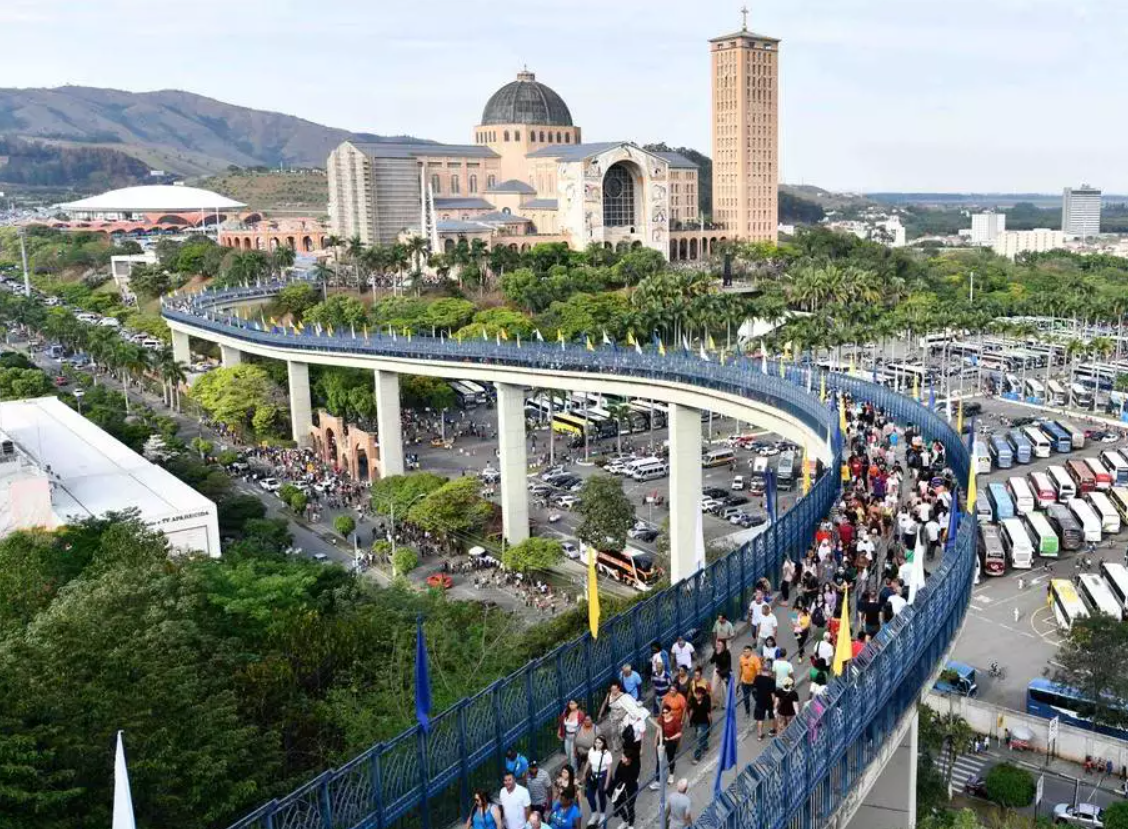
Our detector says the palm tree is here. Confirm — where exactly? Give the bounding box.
[605,400,631,455]
[271,245,296,278]
[110,341,150,414]
[347,236,366,288]
[311,262,334,300]
[156,346,189,411]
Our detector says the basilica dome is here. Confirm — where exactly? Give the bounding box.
[480,70,573,127]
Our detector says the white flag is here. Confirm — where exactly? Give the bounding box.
[908,528,927,604]
[534,329,544,342]
[113,731,137,829]
[699,343,710,362]
[694,500,707,574]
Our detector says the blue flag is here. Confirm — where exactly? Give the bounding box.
[928,381,936,411]
[714,666,739,796]
[765,469,777,525]
[966,417,976,455]
[945,498,960,553]
[415,615,432,733]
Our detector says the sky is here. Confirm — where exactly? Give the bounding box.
[2,0,1124,192]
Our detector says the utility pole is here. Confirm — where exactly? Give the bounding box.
[969,271,975,303]
[18,227,30,297]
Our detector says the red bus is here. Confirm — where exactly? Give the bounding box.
[1067,459,1097,494]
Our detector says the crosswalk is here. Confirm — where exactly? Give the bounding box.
[938,746,990,791]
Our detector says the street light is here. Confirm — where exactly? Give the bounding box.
[374,491,429,573]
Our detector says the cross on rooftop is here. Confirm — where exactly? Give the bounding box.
[741,4,749,30]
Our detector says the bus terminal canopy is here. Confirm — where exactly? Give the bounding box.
[57,185,245,214]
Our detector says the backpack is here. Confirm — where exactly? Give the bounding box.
[811,606,827,628]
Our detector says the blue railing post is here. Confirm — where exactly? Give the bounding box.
[525,667,537,760]
[456,706,470,822]
[318,777,333,829]
[416,729,432,829]
[583,636,595,715]
[492,685,505,780]
[370,746,386,829]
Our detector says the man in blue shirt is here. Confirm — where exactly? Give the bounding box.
[504,748,529,782]
[619,663,642,701]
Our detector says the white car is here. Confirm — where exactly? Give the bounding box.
[1053,803,1104,827]
[259,477,281,492]
[732,475,745,490]
[561,542,580,560]
[556,495,581,510]
[701,497,724,513]
[76,313,99,324]
[98,317,122,328]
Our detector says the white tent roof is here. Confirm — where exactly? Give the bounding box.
[58,184,245,212]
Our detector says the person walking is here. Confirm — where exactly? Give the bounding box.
[526,761,551,817]
[573,715,599,770]
[648,704,683,790]
[687,684,712,763]
[738,645,761,718]
[665,780,693,829]
[580,735,613,826]
[499,773,531,829]
[467,790,502,829]
[752,662,777,741]
[608,752,639,829]
[558,700,584,769]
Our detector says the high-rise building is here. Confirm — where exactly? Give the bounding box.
[710,13,779,243]
[969,211,1006,246]
[1062,184,1101,240]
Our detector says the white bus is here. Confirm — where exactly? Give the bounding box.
[1110,487,1128,524]
[974,441,993,475]
[1086,491,1121,534]
[1059,421,1086,450]
[1049,579,1090,631]
[999,518,1034,569]
[1047,380,1068,406]
[1101,450,1128,486]
[1047,465,1076,502]
[1067,498,1103,542]
[1024,378,1045,400]
[1099,561,1128,620]
[1070,383,1094,408]
[1022,426,1052,458]
[630,458,669,482]
[1077,573,1123,619]
[1006,477,1035,515]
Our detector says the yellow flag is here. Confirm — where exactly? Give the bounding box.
[500,328,509,341]
[626,330,637,346]
[802,447,811,495]
[839,395,848,435]
[956,398,964,434]
[820,374,827,403]
[557,329,565,344]
[967,445,978,507]
[849,354,856,374]
[269,316,279,327]
[833,585,852,676]
[586,336,595,352]
[327,324,334,337]
[296,320,305,332]
[658,339,666,357]
[779,357,786,378]
[587,546,600,639]
[707,333,717,351]
[913,375,920,401]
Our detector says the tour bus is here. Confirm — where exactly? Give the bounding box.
[1074,362,1118,391]
[1110,487,1128,525]
[1004,373,1022,395]
[1067,498,1103,542]
[1022,426,1052,459]
[630,458,669,482]
[1070,382,1094,408]
[1101,450,1128,486]
[1047,380,1068,407]
[1027,471,1057,509]
[1048,579,1090,631]
[551,412,592,439]
[1024,378,1045,401]
[1085,457,1113,490]
[1098,561,1128,620]
[703,447,736,468]
[974,441,993,475]
[777,451,797,491]
[1066,459,1097,494]
[595,546,661,591]
[1048,465,1077,502]
[1040,420,1072,453]
[1006,477,1035,515]
[1027,679,1128,741]
[999,518,1034,569]
[1059,421,1086,450]
[978,523,1007,576]
[975,492,994,524]
[1086,491,1121,534]
[1045,503,1084,551]
[1007,429,1033,464]
[1024,511,1059,557]
[989,435,1014,469]
[630,400,668,430]
[987,482,1015,522]
[1078,573,1123,619]
[449,381,481,409]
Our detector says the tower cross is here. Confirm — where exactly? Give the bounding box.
[740,5,749,30]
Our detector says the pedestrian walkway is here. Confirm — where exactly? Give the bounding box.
[938,746,990,791]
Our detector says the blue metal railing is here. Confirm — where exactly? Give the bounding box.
[163,284,975,829]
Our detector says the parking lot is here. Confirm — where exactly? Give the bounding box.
[949,395,1128,711]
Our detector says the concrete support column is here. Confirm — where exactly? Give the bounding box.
[845,710,919,829]
[171,329,190,366]
[495,382,529,545]
[220,344,242,367]
[287,360,312,447]
[374,370,404,478]
[668,402,703,584]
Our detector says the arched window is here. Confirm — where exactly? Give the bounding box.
[602,162,636,228]
[539,131,545,142]
[556,131,562,143]
[487,174,496,189]
[431,174,441,194]
[504,130,510,141]
[469,174,478,193]
[515,130,521,140]
[451,175,460,194]
[565,133,571,144]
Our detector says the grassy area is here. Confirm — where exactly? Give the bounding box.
[198,170,329,216]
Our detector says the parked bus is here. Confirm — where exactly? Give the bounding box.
[999,518,1034,569]
[551,412,591,438]
[1024,377,1045,400]
[1048,465,1077,501]
[1007,429,1033,464]
[1004,373,1022,395]
[1070,383,1094,408]
[1110,487,1128,525]
[989,435,1014,469]
[703,447,736,468]
[1086,491,1121,534]
[1045,503,1084,551]
[987,482,1014,522]
[978,524,1007,576]
[974,441,992,475]
[1006,477,1035,515]
[1027,471,1057,509]
[1047,380,1068,406]
[1098,561,1128,620]
[1040,420,1072,453]
[594,546,661,591]
[1078,573,1123,619]
[1022,426,1051,459]
[1024,511,1059,557]
[1067,498,1103,542]
[1066,459,1097,494]
[1048,579,1090,631]
[1026,678,1128,741]
[975,492,993,524]
[776,451,797,490]
[1059,420,1086,450]
[461,380,490,403]
[449,381,481,409]
[1101,450,1128,486]
[1085,457,1113,490]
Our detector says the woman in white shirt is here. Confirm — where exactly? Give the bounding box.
[581,735,614,825]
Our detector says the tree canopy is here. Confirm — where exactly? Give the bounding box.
[576,475,635,551]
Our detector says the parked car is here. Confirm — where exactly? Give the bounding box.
[554,494,581,510]
[731,475,745,490]
[1052,803,1104,827]
[259,478,281,492]
[529,483,553,497]
[723,494,749,507]
[702,486,728,499]
[701,497,724,513]
[480,467,500,484]
[561,542,580,560]
[53,375,68,387]
[736,513,767,529]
